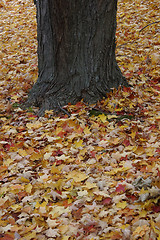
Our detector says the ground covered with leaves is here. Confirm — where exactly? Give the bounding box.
[0,0,160,239]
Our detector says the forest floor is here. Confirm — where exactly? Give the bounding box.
[0,0,160,239]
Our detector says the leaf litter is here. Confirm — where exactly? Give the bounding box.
[0,0,160,239]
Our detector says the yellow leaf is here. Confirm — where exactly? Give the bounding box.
[0,103,5,110]
[62,236,70,240]
[35,201,40,208]
[11,204,22,210]
[4,158,13,166]
[45,110,53,115]
[20,223,37,234]
[44,152,52,160]
[84,126,91,135]
[11,184,24,190]
[105,167,131,175]
[143,196,160,209]
[25,184,32,193]
[0,196,9,206]
[151,53,159,64]
[133,146,145,155]
[130,130,136,139]
[138,98,143,104]
[74,139,83,148]
[54,179,64,191]
[78,190,88,197]
[110,138,119,145]
[140,187,148,195]
[30,152,43,160]
[128,63,135,71]
[79,148,88,156]
[11,95,19,101]
[139,209,147,217]
[11,225,22,232]
[35,201,47,209]
[41,201,47,207]
[107,114,118,119]
[120,125,129,130]
[0,187,8,195]
[18,149,28,157]
[116,201,127,209]
[46,218,59,228]
[146,148,154,157]
[151,220,160,236]
[50,206,70,218]
[22,231,36,240]
[58,225,69,234]
[133,225,149,237]
[0,117,7,122]
[120,224,130,230]
[115,108,123,112]
[66,171,88,182]
[98,114,107,123]
[26,121,42,129]
[46,135,59,142]
[84,182,97,189]
[51,165,60,174]
[124,146,135,151]
[55,127,63,135]
[20,177,30,183]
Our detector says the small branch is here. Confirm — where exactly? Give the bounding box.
[117,54,133,59]
[139,21,160,32]
[117,21,160,49]
[57,102,71,117]
[82,101,110,115]
[116,40,136,48]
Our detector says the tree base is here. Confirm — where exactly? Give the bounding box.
[27,66,129,116]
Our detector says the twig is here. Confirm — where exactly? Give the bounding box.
[57,102,71,117]
[139,21,160,32]
[82,101,110,115]
[116,40,136,48]
[117,21,160,48]
[117,54,133,58]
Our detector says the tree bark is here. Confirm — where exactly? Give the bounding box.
[28,0,128,113]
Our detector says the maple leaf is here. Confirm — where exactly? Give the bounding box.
[66,171,88,182]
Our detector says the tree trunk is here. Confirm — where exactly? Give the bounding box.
[28,0,128,113]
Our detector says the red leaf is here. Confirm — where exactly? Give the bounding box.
[83,224,96,234]
[122,139,130,147]
[55,150,63,156]
[153,205,160,213]
[126,194,137,202]
[116,184,126,193]
[153,86,160,91]
[55,160,63,166]
[102,197,112,205]
[0,234,14,240]
[90,151,96,158]
[56,190,62,195]
[123,86,131,92]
